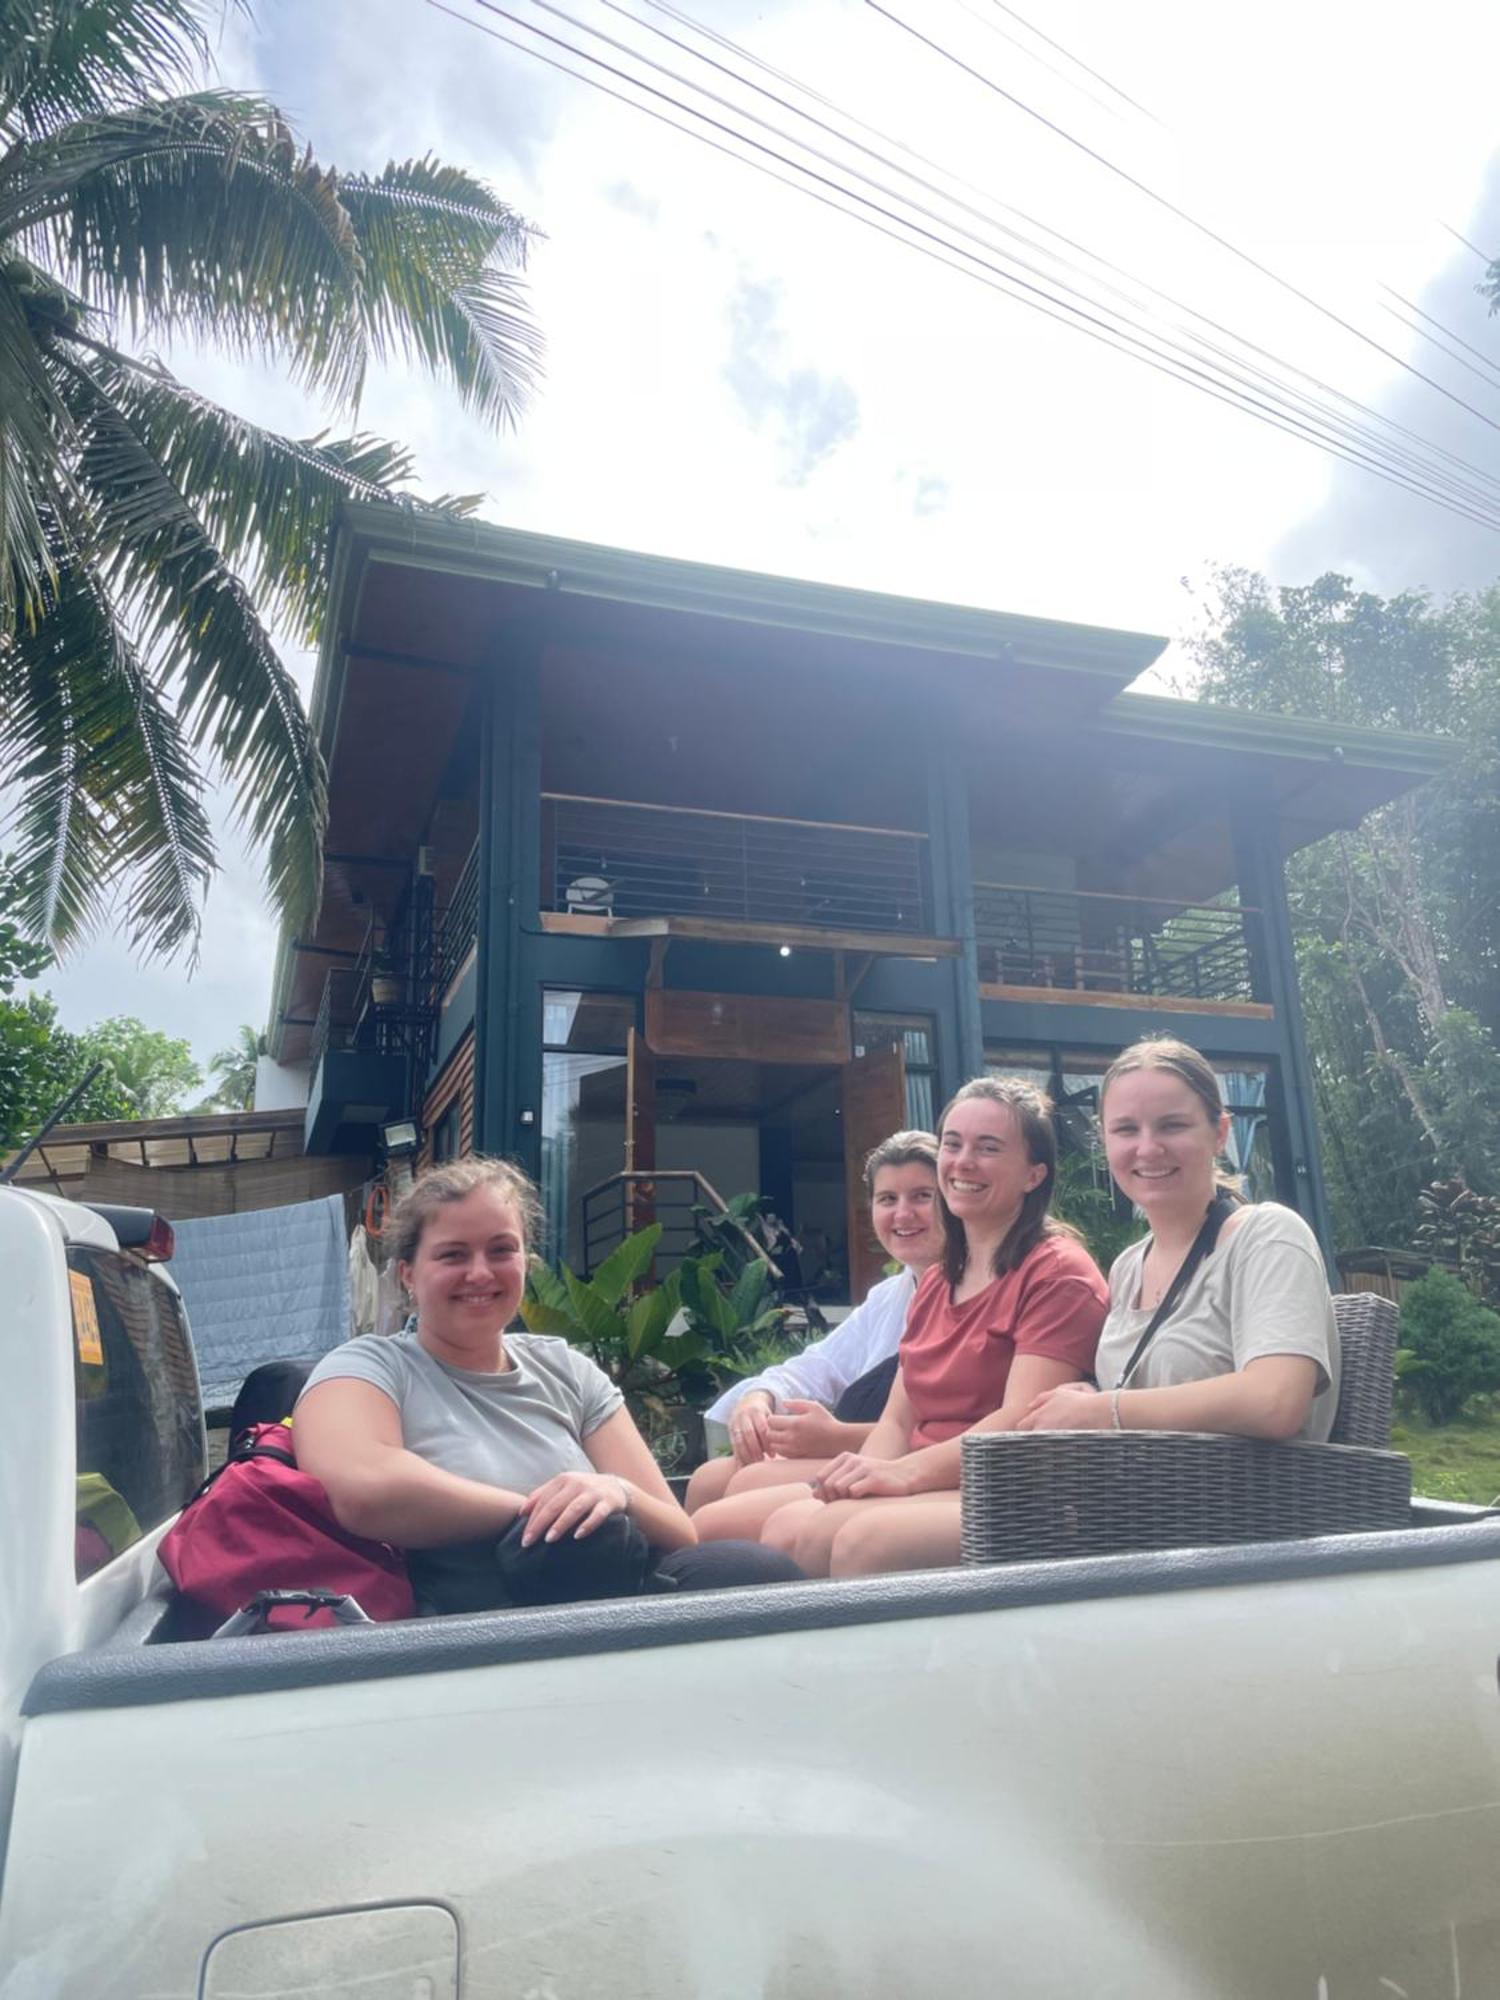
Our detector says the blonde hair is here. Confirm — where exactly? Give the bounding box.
[388,1156,543,1269]
[1099,1037,1243,1197]
[936,1075,1078,1284]
[862,1128,939,1192]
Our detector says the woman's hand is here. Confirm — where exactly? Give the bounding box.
[813,1452,924,1500]
[1017,1383,1110,1432]
[764,1399,847,1460]
[517,1470,631,1545]
[729,1391,776,1465]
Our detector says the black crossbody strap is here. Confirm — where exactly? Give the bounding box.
[1118,1196,1235,1388]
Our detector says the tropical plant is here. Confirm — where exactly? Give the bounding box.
[0,0,540,961]
[521,1225,704,1414]
[1414,1181,1500,1313]
[1396,1268,1500,1426]
[676,1252,790,1380]
[1052,1146,1145,1274]
[0,991,133,1148]
[202,1023,267,1111]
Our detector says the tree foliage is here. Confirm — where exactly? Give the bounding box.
[0,0,541,962]
[1186,570,1500,1248]
[1397,1268,1500,1426]
[0,991,132,1149]
[202,1021,267,1111]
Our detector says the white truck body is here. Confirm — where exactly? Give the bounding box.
[4,1183,1500,1998]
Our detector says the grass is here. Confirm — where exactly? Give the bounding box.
[1391,1402,1500,1505]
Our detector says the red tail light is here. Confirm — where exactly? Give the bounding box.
[141,1215,175,1262]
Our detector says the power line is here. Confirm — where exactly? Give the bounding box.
[1379,287,1500,390]
[583,0,1500,518]
[984,0,1163,126]
[429,0,1500,530]
[869,1,1500,445]
[1441,222,1496,266]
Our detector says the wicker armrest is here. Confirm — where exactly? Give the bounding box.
[959,1430,1412,1567]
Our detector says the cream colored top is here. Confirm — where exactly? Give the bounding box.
[1093,1204,1340,1443]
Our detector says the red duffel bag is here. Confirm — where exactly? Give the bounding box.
[158,1420,415,1634]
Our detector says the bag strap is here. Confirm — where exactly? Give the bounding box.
[1117,1196,1235,1389]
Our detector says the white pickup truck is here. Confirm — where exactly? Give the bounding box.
[5,1180,1500,1999]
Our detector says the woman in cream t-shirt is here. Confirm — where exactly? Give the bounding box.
[1021,1037,1338,1441]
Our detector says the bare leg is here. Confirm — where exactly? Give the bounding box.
[684,1456,737,1514]
[694,1481,819,1544]
[828,1494,961,1578]
[724,1457,833,1494]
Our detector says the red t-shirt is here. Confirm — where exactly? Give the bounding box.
[899,1234,1109,1446]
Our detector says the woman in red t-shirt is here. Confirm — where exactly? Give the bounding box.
[748,1075,1108,1578]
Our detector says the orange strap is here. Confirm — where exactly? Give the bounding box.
[364,1182,390,1239]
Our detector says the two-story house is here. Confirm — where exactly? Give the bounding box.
[268,509,1446,1298]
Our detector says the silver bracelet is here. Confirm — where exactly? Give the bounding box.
[1110,1389,1124,1432]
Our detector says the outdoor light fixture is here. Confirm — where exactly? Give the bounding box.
[381,1119,419,1155]
[779,945,792,958]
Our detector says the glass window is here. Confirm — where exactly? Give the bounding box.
[431,1100,461,1165]
[853,1012,938,1133]
[542,991,634,1265]
[71,1249,205,1580]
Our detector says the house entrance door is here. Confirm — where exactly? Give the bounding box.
[841,1038,908,1303]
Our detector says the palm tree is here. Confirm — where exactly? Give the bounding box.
[204,1021,267,1111]
[1,0,540,960]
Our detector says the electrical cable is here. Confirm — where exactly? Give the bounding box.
[869,1,1500,443]
[429,0,1500,528]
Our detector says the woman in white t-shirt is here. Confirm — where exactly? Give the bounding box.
[1020,1037,1339,1440]
[684,1130,942,1519]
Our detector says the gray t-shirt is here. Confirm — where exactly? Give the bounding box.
[300,1330,624,1493]
[1093,1204,1340,1443]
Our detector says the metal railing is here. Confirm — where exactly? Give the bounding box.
[543,792,931,935]
[309,880,441,1072]
[436,841,480,994]
[580,1170,782,1279]
[973,882,1264,1005]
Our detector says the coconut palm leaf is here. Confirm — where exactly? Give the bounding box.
[0,267,79,623]
[13,94,366,402]
[339,158,542,426]
[3,542,214,953]
[0,0,215,138]
[54,347,325,942]
[82,347,480,642]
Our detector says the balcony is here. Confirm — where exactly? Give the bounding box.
[542,792,932,939]
[974,883,1269,1015]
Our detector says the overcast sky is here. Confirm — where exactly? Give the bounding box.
[26,0,1500,1082]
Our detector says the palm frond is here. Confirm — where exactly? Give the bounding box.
[80,345,479,641]
[0,266,79,626]
[13,93,367,403]
[1,544,215,955]
[0,0,216,138]
[57,349,326,934]
[338,158,543,427]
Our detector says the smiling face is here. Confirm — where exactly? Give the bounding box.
[398,1186,528,1349]
[938,1096,1047,1237]
[869,1160,944,1270]
[1101,1068,1231,1218]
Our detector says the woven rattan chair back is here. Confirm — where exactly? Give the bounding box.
[1328,1292,1399,1449]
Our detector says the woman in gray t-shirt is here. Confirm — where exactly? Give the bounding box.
[1019,1037,1338,1441]
[295,1159,697,1579]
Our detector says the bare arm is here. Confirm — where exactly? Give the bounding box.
[580,1406,697,1550]
[819,1353,1084,1498]
[293,1378,526,1548]
[1021,1355,1321,1441]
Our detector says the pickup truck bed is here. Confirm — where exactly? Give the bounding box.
[7,1510,1500,1999]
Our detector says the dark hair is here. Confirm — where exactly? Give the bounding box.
[861,1128,939,1192]
[1099,1037,1243,1198]
[389,1156,543,1270]
[936,1075,1076,1286]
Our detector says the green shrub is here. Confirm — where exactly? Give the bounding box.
[1397,1268,1500,1425]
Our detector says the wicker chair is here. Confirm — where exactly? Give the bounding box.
[960,1292,1411,1568]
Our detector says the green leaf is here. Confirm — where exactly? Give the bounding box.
[562,1267,628,1353]
[625,1270,681,1361]
[518,1295,579,1337]
[590,1223,662,1307]
[526,1261,571,1314]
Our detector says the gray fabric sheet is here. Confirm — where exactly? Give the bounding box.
[170,1193,351,1407]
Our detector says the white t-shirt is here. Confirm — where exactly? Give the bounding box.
[1092,1204,1340,1444]
[704,1268,918,1429]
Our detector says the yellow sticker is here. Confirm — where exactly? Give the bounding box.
[70,1270,103,1367]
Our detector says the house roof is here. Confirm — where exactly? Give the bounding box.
[268,508,1455,1058]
